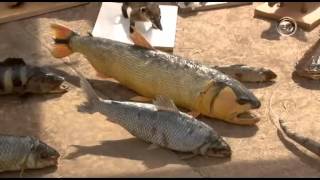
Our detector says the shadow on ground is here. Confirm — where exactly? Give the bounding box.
[276,129,320,172]
[64,138,230,170]
[291,72,320,90]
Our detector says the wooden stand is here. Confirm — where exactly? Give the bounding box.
[179,2,252,13]
[254,2,320,31]
[0,2,88,24]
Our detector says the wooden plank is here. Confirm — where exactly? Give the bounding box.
[254,2,320,31]
[178,2,252,13]
[0,2,88,24]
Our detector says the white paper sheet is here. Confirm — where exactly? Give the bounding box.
[92,2,178,49]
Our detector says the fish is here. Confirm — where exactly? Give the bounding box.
[279,119,320,157]
[70,64,231,158]
[50,23,261,125]
[0,58,68,95]
[0,135,59,176]
[211,64,277,83]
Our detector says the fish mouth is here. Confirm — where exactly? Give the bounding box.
[49,82,69,94]
[232,111,260,125]
[208,149,232,158]
[263,70,277,81]
[48,155,59,166]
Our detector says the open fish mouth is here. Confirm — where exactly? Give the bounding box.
[48,82,70,94]
[208,148,232,158]
[232,111,260,125]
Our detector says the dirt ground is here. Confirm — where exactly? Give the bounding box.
[0,2,319,177]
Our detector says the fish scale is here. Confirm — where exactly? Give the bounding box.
[71,37,212,108]
[0,136,32,172]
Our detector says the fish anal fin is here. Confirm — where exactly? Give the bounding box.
[129,27,155,50]
[130,96,152,102]
[1,58,26,66]
[96,71,110,79]
[147,143,160,150]
[179,153,197,160]
[153,96,179,113]
[187,111,201,118]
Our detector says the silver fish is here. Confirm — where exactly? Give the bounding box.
[71,66,231,158]
[0,135,59,175]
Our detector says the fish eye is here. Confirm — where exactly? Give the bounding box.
[40,152,49,159]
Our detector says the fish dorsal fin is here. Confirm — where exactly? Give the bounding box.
[153,96,179,113]
[129,26,155,50]
[1,58,26,66]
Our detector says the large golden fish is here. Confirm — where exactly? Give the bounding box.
[50,24,261,125]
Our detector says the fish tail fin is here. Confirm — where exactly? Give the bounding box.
[51,23,77,58]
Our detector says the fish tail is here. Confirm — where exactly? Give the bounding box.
[279,119,320,156]
[51,23,77,58]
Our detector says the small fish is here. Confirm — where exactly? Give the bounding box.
[0,58,68,95]
[71,65,231,158]
[0,135,59,175]
[50,23,261,126]
[212,64,277,83]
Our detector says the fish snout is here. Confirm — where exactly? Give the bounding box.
[264,70,277,81]
[237,96,261,109]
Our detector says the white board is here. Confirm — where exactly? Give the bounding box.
[92,2,178,50]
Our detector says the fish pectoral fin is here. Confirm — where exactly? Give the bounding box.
[19,167,25,178]
[187,111,201,118]
[129,26,155,50]
[130,96,152,102]
[179,153,197,160]
[153,95,180,113]
[147,143,160,150]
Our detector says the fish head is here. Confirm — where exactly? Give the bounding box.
[207,79,261,125]
[26,69,69,94]
[205,136,231,158]
[141,3,162,31]
[258,68,277,81]
[27,139,60,169]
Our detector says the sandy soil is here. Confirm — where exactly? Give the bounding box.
[0,2,318,177]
